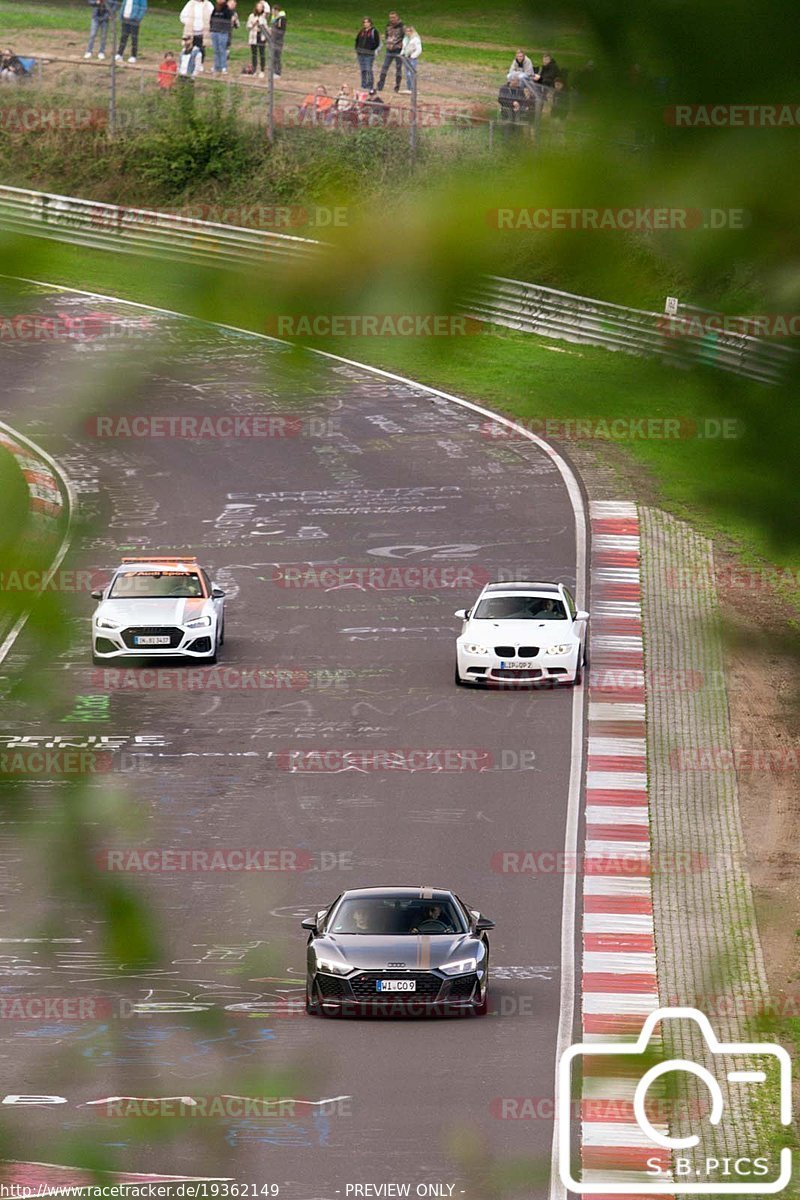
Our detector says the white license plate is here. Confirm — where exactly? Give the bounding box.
[376,979,416,992]
[500,660,536,669]
[134,636,171,646]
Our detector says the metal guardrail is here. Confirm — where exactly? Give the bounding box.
[0,185,319,265]
[466,276,796,385]
[0,184,793,383]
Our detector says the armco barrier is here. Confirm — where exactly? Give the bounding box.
[0,185,793,383]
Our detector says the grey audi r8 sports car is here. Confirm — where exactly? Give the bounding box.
[302,886,494,1017]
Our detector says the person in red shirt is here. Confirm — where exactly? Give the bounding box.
[157,50,178,88]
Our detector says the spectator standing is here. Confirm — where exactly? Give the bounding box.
[85,0,116,60]
[507,49,533,86]
[115,0,147,63]
[180,0,212,62]
[227,0,240,53]
[209,0,232,73]
[354,17,379,91]
[269,5,286,77]
[179,33,203,74]
[247,0,269,76]
[376,10,403,92]
[399,23,420,94]
[158,49,178,86]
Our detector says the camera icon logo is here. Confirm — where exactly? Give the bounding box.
[557,1007,792,1194]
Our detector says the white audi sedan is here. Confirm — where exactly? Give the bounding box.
[454,581,588,686]
[91,557,226,664]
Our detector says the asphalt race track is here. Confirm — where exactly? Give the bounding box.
[0,283,585,1197]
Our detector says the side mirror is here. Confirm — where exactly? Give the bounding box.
[91,590,103,601]
[300,917,317,932]
[474,916,495,932]
[211,585,226,598]
[575,610,590,622]
[454,609,467,620]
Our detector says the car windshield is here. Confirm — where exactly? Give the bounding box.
[109,571,205,599]
[329,896,467,935]
[472,595,567,620]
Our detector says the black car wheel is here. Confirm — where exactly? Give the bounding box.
[473,989,488,1016]
[305,979,321,1016]
[454,663,466,686]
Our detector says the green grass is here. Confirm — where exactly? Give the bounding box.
[0,0,591,78]
[4,231,798,608]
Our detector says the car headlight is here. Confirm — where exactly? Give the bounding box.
[186,615,212,629]
[440,957,478,976]
[547,643,572,655]
[464,643,489,655]
[315,957,351,976]
[96,617,119,630]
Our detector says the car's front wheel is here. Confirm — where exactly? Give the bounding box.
[305,979,321,1016]
[473,989,488,1016]
[454,663,466,686]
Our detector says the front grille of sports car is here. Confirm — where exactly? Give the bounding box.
[446,974,479,999]
[493,646,540,658]
[121,626,184,650]
[348,971,443,1001]
[316,974,349,999]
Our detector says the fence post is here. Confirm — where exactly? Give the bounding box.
[409,61,418,167]
[267,39,275,141]
[109,9,118,136]
[488,119,494,151]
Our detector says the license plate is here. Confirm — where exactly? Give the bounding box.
[500,660,536,669]
[376,979,416,992]
[134,635,171,646]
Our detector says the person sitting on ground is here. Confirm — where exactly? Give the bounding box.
[507,48,533,86]
[297,83,333,122]
[533,52,559,88]
[361,86,388,123]
[0,48,27,81]
[551,76,570,118]
[158,49,178,87]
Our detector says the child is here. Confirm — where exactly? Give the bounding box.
[157,49,178,88]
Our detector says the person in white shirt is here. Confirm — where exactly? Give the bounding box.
[180,0,212,63]
[179,34,203,75]
[399,24,421,94]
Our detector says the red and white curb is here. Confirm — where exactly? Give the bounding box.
[579,500,674,1195]
[0,428,64,531]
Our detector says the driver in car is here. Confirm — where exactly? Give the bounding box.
[410,904,454,933]
[351,906,373,932]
